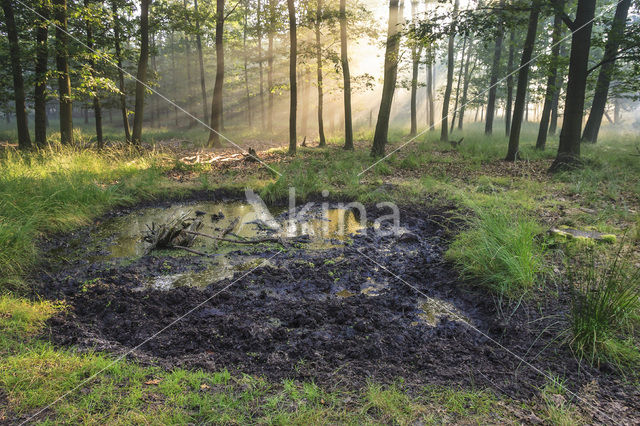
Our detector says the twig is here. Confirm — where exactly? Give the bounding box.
[173,245,222,257]
[186,230,308,245]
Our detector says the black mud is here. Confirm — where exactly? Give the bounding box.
[37,199,640,417]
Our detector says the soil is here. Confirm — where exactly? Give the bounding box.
[35,194,640,422]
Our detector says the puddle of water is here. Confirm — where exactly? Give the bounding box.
[417,298,468,327]
[95,201,364,260]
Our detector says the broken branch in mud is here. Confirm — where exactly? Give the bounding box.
[173,245,222,258]
[185,230,309,245]
[143,213,203,253]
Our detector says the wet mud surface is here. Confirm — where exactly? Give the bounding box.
[36,195,640,415]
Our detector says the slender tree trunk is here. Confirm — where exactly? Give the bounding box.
[505,3,539,161]
[550,0,596,171]
[315,0,326,146]
[536,8,563,150]
[581,0,631,143]
[243,0,252,126]
[194,0,208,122]
[450,34,467,134]
[614,98,620,123]
[85,0,103,148]
[208,0,225,147]
[371,0,401,157]
[505,28,515,137]
[111,0,131,141]
[2,0,31,149]
[34,0,50,147]
[301,68,308,137]
[549,41,567,135]
[340,0,353,149]
[426,47,434,130]
[458,44,474,130]
[257,0,265,129]
[484,0,504,135]
[132,0,151,144]
[409,0,420,136]
[287,0,297,154]
[440,0,458,142]
[267,0,274,133]
[170,31,179,126]
[53,0,73,144]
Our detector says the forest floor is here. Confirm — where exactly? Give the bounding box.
[1,124,639,424]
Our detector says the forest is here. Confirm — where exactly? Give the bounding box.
[1,0,640,423]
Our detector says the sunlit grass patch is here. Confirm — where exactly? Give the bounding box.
[446,207,546,298]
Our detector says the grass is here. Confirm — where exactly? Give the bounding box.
[446,207,546,297]
[568,244,640,369]
[0,144,177,291]
[0,121,638,421]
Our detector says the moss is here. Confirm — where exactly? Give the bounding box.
[599,234,617,244]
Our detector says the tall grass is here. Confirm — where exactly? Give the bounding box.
[446,208,546,297]
[569,245,640,369]
[0,145,168,290]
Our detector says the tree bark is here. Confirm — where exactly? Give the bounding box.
[243,0,252,126]
[2,0,31,149]
[194,0,208,122]
[426,47,434,130]
[440,0,458,142]
[371,0,401,157]
[340,0,353,149]
[34,0,50,147]
[208,0,225,147]
[458,43,475,130]
[550,0,596,171]
[53,0,73,144]
[581,0,631,143]
[505,28,515,137]
[170,30,179,126]
[267,0,274,133]
[131,0,151,144]
[505,3,539,161]
[257,0,265,129]
[409,0,420,136]
[485,0,504,135]
[535,8,563,150]
[450,34,466,134]
[111,0,131,141]
[287,0,297,155]
[315,0,326,146]
[85,0,103,148]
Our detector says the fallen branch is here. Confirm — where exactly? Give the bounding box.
[186,230,309,245]
[174,245,222,258]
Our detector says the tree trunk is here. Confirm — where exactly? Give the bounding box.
[581,0,631,143]
[505,3,539,161]
[53,0,73,144]
[132,0,151,144]
[409,0,420,136]
[2,0,31,149]
[485,0,504,135]
[267,0,274,133]
[34,0,50,147]
[111,0,131,141]
[194,0,208,122]
[550,0,596,171]
[458,44,474,130]
[340,0,353,150]
[287,0,297,155]
[170,30,179,126]
[535,8,563,150]
[371,0,401,157]
[208,0,225,147]
[256,0,265,129]
[85,0,103,148]
[315,0,326,146]
[505,28,515,137]
[450,34,467,134]
[426,47,434,130]
[243,0,252,126]
[440,0,458,142]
